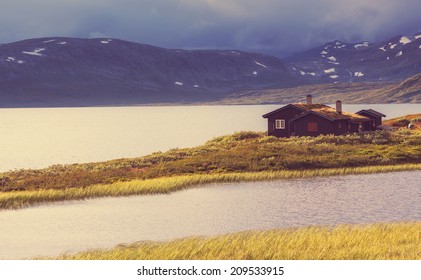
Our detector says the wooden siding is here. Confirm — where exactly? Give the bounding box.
[266,106,304,137]
[357,111,382,129]
[291,114,336,136]
[264,105,380,138]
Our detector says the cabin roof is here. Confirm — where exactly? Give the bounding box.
[263,102,370,122]
[262,103,329,118]
[356,109,386,118]
[290,106,370,122]
[262,104,305,118]
[312,106,370,121]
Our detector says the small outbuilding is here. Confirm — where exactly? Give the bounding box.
[355,109,386,131]
[262,95,385,137]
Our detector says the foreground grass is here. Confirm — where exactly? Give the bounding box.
[50,222,421,260]
[1,164,421,209]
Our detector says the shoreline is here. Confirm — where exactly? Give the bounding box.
[1,164,421,210]
[46,222,421,260]
[1,123,420,209]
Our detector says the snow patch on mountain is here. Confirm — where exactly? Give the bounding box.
[22,48,45,56]
[396,51,403,57]
[379,46,386,52]
[193,85,200,88]
[253,71,258,75]
[416,35,421,39]
[354,72,364,77]
[390,43,397,49]
[5,56,25,64]
[100,39,112,44]
[174,81,184,86]
[320,50,328,55]
[324,68,335,74]
[354,42,369,49]
[58,42,67,45]
[43,39,56,43]
[329,75,338,79]
[327,56,337,62]
[334,41,346,49]
[300,71,316,76]
[254,61,268,68]
[399,36,411,45]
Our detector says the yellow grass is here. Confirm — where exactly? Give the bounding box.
[51,222,421,260]
[1,163,421,209]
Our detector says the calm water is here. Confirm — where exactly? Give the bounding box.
[0,104,420,172]
[0,171,420,259]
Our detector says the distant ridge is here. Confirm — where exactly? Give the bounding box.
[0,34,420,107]
[0,37,299,107]
[219,74,421,104]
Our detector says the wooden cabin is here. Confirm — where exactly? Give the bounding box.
[262,95,384,137]
[356,109,386,131]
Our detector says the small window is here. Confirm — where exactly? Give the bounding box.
[275,119,286,129]
[308,122,318,132]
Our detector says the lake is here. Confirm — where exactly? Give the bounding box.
[0,170,420,259]
[0,104,420,172]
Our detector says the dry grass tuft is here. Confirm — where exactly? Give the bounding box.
[49,222,421,260]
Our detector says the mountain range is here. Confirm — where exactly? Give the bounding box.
[220,73,421,105]
[0,33,420,107]
[287,33,421,83]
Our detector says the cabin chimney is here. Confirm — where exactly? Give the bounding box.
[336,100,342,114]
[306,95,312,105]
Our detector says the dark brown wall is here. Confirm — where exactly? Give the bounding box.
[266,106,304,137]
[349,121,374,133]
[357,112,382,129]
[349,122,360,133]
[291,114,337,137]
[335,120,350,135]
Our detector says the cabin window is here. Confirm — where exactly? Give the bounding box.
[308,122,318,132]
[275,119,286,129]
[338,122,342,129]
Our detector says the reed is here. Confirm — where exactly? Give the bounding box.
[50,222,421,260]
[1,163,421,209]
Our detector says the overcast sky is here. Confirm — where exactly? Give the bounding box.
[1,0,420,57]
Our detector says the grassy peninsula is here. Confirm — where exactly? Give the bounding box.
[51,222,421,260]
[1,122,421,209]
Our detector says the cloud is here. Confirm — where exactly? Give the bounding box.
[0,0,419,57]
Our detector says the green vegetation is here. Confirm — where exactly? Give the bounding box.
[0,128,420,209]
[49,222,421,260]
